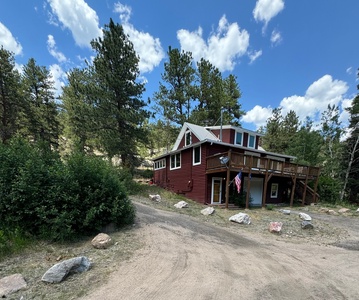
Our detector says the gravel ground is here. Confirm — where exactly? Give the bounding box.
[1,190,358,299]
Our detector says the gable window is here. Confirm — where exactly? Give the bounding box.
[248,134,256,148]
[193,146,201,165]
[170,153,181,170]
[270,183,278,198]
[185,131,192,146]
[235,131,243,146]
[154,159,166,170]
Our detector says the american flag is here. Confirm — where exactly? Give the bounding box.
[235,171,242,193]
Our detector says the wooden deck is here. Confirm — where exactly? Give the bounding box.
[206,151,320,180]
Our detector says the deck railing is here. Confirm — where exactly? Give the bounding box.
[206,151,320,179]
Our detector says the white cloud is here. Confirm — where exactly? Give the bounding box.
[242,105,273,129]
[47,35,67,62]
[49,64,67,97]
[253,0,284,33]
[0,22,23,55]
[346,67,352,74]
[177,15,250,72]
[47,0,102,48]
[244,75,350,129]
[114,2,165,74]
[270,29,282,46]
[248,50,262,64]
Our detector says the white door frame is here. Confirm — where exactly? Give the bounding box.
[211,177,222,204]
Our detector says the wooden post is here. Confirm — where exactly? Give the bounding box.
[290,165,298,207]
[313,169,320,203]
[302,166,310,206]
[225,150,232,209]
[245,156,253,209]
[262,159,270,208]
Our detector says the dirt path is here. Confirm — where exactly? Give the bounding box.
[82,203,359,300]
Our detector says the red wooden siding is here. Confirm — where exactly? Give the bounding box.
[153,145,207,203]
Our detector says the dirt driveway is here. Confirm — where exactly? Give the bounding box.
[82,202,359,300]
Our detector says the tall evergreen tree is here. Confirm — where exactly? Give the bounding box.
[153,47,196,126]
[90,18,150,169]
[262,107,284,152]
[21,58,60,147]
[286,117,322,165]
[61,68,96,152]
[0,47,22,143]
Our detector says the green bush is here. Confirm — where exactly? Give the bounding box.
[318,175,341,204]
[0,139,135,241]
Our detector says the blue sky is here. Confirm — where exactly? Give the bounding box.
[0,0,358,132]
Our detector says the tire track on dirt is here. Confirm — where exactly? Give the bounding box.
[81,203,359,300]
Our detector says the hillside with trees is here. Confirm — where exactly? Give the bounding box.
[0,18,358,250]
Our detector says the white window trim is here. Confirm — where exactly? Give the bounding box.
[270,183,278,198]
[235,131,243,146]
[193,146,201,165]
[170,153,181,170]
[154,159,166,170]
[248,134,256,149]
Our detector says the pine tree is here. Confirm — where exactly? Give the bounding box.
[21,58,60,147]
[0,47,22,143]
[90,18,150,169]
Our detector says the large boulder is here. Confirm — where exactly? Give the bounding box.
[41,256,91,283]
[0,273,27,298]
[338,208,350,214]
[201,207,215,216]
[269,222,283,233]
[91,233,112,249]
[301,221,314,229]
[229,213,251,225]
[174,201,188,208]
[299,212,312,221]
[149,194,161,202]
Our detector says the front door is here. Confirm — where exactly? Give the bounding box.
[243,177,263,206]
[211,177,222,204]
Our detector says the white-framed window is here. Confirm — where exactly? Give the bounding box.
[154,159,166,170]
[170,153,181,170]
[235,131,243,146]
[248,134,256,148]
[193,146,201,165]
[270,183,278,198]
[185,131,192,146]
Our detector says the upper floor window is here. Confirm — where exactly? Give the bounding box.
[235,131,243,146]
[154,159,166,170]
[170,153,181,170]
[248,134,256,148]
[185,131,192,146]
[193,146,201,165]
